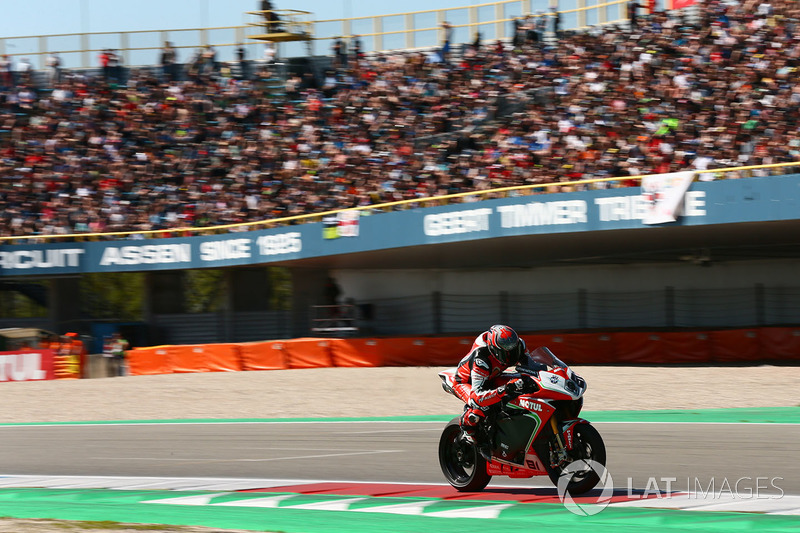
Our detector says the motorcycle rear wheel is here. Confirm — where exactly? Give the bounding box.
[544,423,607,495]
[438,418,491,492]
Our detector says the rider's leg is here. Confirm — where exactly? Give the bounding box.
[453,384,480,438]
[461,401,492,460]
[453,384,492,460]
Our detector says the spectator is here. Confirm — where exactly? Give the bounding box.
[0,55,12,87]
[99,49,110,79]
[260,0,282,33]
[236,44,248,80]
[333,37,347,68]
[324,277,341,306]
[187,47,204,79]
[263,41,276,64]
[535,11,547,44]
[102,335,116,377]
[107,49,122,83]
[160,41,177,82]
[16,58,32,85]
[511,17,524,49]
[551,7,561,40]
[108,332,129,377]
[440,21,453,62]
[525,14,537,46]
[202,45,217,75]
[351,35,363,63]
[628,0,642,30]
[45,52,61,87]
[472,30,482,52]
[103,332,129,377]
[1,0,799,241]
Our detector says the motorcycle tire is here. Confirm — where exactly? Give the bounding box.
[438,417,491,492]
[544,423,607,496]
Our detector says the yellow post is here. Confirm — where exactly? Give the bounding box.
[374,15,383,52]
[496,3,504,39]
[406,12,415,49]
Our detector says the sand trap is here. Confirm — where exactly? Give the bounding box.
[1,364,797,423]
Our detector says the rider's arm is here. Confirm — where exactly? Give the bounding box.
[469,354,508,407]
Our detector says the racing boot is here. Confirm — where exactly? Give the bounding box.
[459,411,492,462]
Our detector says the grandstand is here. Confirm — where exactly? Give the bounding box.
[1,0,800,347]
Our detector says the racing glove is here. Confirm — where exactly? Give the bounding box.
[500,378,526,399]
[502,376,538,398]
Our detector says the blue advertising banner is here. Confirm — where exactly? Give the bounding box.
[1,174,798,277]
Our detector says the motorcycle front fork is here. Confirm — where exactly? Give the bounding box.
[548,416,570,469]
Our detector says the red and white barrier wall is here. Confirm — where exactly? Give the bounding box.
[0,349,56,382]
[126,327,800,376]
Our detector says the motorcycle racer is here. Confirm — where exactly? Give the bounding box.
[452,324,532,459]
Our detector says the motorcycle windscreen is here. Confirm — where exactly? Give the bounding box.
[519,346,567,372]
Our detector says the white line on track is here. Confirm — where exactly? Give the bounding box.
[89,449,404,463]
[332,428,442,434]
[0,474,541,489]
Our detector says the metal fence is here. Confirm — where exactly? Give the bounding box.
[360,285,800,336]
[4,284,795,345]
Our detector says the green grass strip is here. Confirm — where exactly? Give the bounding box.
[1,406,799,426]
[586,406,800,424]
[0,488,797,533]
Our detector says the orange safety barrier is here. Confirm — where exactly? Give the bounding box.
[168,344,243,373]
[757,327,800,360]
[375,337,461,367]
[238,341,288,371]
[536,333,616,364]
[660,331,712,364]
[610,331,711,364]
[708,329,760,362]
[611,332,666,364]
[203,343,243,372]
[330,338,384,367]
[283,338,335,369]
[169,345,208,373]
[127,346,172,376]
[424,337,474,366]
[124,327,800,376]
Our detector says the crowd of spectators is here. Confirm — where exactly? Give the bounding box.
[0,0,799,238]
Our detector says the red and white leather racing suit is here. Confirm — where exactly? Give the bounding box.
[452,331,526,429]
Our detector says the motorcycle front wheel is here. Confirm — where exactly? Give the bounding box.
[438,418,491,492]
[543,423,607,496]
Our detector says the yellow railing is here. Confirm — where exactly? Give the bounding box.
[313,0,629,52]
[2,162,797,244]
[0,0,632,68]
[246,9,314,42]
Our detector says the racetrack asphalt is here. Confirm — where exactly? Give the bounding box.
[0,420,797,494]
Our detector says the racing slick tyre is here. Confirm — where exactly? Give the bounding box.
[438,417,491,492]
[543,423,607,495]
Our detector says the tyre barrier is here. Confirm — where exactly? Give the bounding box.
[125,327,800,376]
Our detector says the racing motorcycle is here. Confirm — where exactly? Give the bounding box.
[438,347,606,494]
